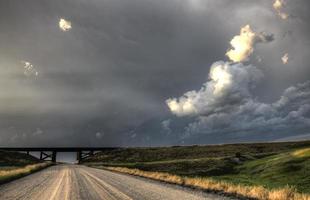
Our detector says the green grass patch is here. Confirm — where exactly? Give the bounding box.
[84,141,310,163]
[86,157,236,176]
[83,141,310,194]
[215,148,310,193]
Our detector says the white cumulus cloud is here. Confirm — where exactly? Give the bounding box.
[59,18,72,31]
[166,61,263,117]
[282,53,289,64]
[166,59,310,140]
[226,25,274,63]
[273,0,289,20]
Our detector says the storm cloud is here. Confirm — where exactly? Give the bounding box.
[0,0,310,146]
[166,61,263,116]
[182,79,310,141]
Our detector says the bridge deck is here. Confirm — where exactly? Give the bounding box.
[0,147,119,152]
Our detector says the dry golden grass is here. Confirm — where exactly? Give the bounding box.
[106,167,310,200]
[292,148,310,158]
[0,162,52,184]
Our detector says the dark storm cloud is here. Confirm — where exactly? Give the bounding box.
[0,0,310,146]
[182,81,310,142]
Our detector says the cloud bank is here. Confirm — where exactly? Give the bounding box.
[183,81,310,139]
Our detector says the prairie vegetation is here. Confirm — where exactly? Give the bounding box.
[106,166,309,200]
[84,141,310,163]
[0,162,52,184]
[83,141,310,200]
[0,151,53,184]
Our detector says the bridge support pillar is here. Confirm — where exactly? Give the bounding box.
[52,151,57,162]
[77,150,94,164]
[77,151,82,163]
[39,151,57,162]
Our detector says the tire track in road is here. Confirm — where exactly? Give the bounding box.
[48,168,66,200]
[47,167,71,200]
[80,168,133,200]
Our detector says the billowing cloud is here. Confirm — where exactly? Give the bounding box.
[226,25,274,62]
[166,59,309,140]
[183,81,310,139]
[166,61,263,116]
[59,18,72,31]
[282,53,289,64]
[273,0,288,20]
[21,61,39,77]
[226,25,256,62]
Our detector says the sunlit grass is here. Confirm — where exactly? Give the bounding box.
[106,166,310,200]
[292,148,310,158]
[0,162,53,184]
[216,147,310,193]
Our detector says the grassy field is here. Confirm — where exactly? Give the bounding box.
[84,141,310,163]
[215,147,310,193]
[0,151,53,184]
[83,141,310,199]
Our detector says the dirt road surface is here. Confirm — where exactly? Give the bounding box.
[0,164,235,200]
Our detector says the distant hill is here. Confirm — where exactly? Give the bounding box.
[83,140,310,163]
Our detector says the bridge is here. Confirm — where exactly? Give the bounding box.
[0,147,119,163]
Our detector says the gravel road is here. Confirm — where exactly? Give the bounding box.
[0,164,235,200]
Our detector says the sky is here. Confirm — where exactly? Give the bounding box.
[0,0,309,147]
